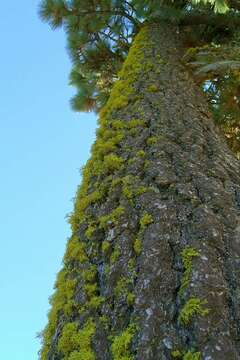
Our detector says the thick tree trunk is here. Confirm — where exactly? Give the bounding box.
[41,23,240,360]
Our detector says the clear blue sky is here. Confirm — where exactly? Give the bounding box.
[0,2,97,359]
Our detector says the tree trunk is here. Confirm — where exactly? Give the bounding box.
[41,23,240,360]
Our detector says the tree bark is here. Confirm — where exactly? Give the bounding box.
[41,23,240,360]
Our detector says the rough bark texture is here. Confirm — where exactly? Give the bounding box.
[40,23,240,360]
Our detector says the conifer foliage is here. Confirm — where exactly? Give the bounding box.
[40,0,240,154]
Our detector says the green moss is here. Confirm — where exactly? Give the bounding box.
[147,136,158,145]
[133,238,142,256]
[183,351,201,360]
[178,297,209,325]
[179,247,199,297]
[147,84,158,92]
[58,319,96,359]
[140,212,153,230]
[111,324,136,360]
[99,206,125,230]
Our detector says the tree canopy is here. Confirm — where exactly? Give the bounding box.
[39,0,240,156]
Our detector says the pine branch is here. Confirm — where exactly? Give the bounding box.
[180,11,240,28]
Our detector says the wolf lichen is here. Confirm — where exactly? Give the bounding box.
[115,278,128,297]
[58,319,96,360]
[64,236,88,264]
[183,350,201,360]
[87,295,105,310]
[147,136,158,145]
[127,292,135,306]
[85,223,97,240]
[102,240,111,255]
[99,206,125,230]
[110,246,121,264]
[171,350,182,358]
[102,154,124,173]
[178,297,209,326]
[82,265,97,283]
[111,324,136,360]
[127,119,145,129]
[140,212,153,230]
[179,246,199,297]
[133,238,142,256]
[136,150,145,158]
[147,84,158,92]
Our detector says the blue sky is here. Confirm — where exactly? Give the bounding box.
[0,2,97,359]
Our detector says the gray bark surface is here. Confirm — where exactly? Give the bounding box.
[45,24,240,360]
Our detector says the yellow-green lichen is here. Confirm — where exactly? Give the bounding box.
[102,241,111,255]
[179,247,199,297]
[147,84,158,92]
[99,315,109,330]
[183,350,201,360]
[147,136,158,145]
[102,154,124,173]
[110,246,121,264]
[40,25,152,360]
[135,186,148,195]
[100,26,149,120]
[85,223,97,239]
[136,150,145,158]
[64,236,88,264]
[99,206,125,230]
[82,265,97,283]
[171,350,201,360]
[171,350,182,358]
[87,295,105,310]
[58,319,96,360]
[127,119,145,129]
[178,297,209,326]
[128,258,136,272]
[140,212,153,230]
[111,324,136,360]
[133,238,142,256]
[84,283,98,299]
[39,268,79,359]
[127,292,135,306]
[114,277,132,299]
